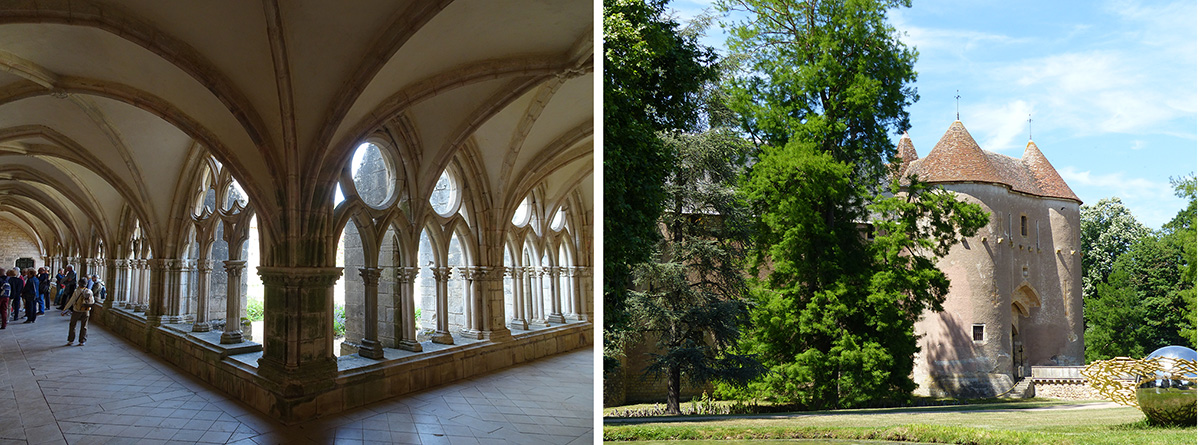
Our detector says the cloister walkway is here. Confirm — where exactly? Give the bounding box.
[0,313,592,445]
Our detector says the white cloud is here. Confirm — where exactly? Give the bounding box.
[1059,166,1183,227]
[1129,140,1146,151]
[962,100,1033,152]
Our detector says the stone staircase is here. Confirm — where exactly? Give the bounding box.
[1000,377,1034,399]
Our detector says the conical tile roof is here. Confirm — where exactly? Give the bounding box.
[901,121,1081,203]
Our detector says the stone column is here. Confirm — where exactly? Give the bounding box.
[509,267,528,330]
[256,266,341,399]
[393,266,422,352]
[430,266,453,344]
[145,259,168,326]
[181,260,196,321]
[161,259,185,324]
[114,259,129,308]
[577,266,593,322]
[192,260,214,332]
[477,266,511,341]
[137,259,150,312]
[458,267,474,336]
[125,259,139,309]
[357,267,385,359]
[220,260,246,344]
[103,258,118,310]
[463,266,485,339]
[547,266,566,323]
[532,266,548,327]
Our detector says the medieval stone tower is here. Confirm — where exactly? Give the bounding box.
[899,120,1085,398]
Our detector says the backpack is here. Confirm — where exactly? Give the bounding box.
[0,282,9,298]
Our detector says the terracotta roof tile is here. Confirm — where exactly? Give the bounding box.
[900,121,1081,203]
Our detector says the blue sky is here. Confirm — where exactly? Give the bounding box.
[667,0,1197,228]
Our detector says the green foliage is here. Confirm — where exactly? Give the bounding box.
[715,0,984,410]
[1085,177,1197,360]
[245,298,264,322]
[603,0,718,371]
[626,123,763,414]
[1081,197,1151,302]
[334,303,346,339]
[719,0,918,179]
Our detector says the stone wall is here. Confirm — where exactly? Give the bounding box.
[1033,380,1103,400]
[605,331,713,407]
[0,219,43,269]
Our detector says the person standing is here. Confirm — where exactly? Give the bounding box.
[36,267,49,315]
[7,270,22,322]
[63,278,94,346]
[0,276,10,330]
[58,266,77,311]
[89,275,106,302]
[53,268,66,308]
[21,269,38,323]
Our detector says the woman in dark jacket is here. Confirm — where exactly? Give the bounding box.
[36,267,49,315]
[21,269,38,323]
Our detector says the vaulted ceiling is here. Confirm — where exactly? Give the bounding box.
[0,0,593,260]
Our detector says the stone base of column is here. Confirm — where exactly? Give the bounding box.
[481,328,512,342]
[358,339,385,359]
[547,313,566,324]
[430,331,454,345]
[124,302,135,309]
[460,328,483,340]
[220,330,244,344]
[135,304,148,312]
[509,319,528,331]
[192,321,211,332]
[160,315,183,324]
[256,356,338,400]
[396,340,423,352]
[570,312,588,322]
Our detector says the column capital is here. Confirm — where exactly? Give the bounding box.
[358,267,382,286]
[396,266,419,283]
[575,266,592,278]
[196,259,215,273]
[547,266,562,278]
[430,266,452,281]
[258,266,342,287]
[510,266,524,279]
[223,259,248,274]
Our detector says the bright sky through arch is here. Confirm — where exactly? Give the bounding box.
[668,0,1197,228]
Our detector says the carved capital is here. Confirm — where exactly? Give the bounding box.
[258,266,342,288]
[223,259,247,274]
[358,267,381,286]
[430,266,452,282]
[396,266,419,283]
[196,259,215,273]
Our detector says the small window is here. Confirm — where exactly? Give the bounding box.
[1020,215,1028,237]
[972,324,985,342]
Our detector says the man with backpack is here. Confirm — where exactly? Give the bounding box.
[63,278,94,346]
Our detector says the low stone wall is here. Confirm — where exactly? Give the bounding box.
[95,306,592,423]
[1032,380,1102,400]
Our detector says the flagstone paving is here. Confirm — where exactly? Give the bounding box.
[0,312,593,444]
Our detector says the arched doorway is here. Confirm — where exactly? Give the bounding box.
[1010,285,1041,378]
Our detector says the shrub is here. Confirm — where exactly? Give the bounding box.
[246,298,264,322]
[334,304,346,338]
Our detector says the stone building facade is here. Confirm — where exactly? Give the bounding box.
[898,121,1085,398]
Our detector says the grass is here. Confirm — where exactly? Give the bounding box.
[603,400,1196,444]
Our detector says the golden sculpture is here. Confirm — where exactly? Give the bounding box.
[1083,346,1197,426]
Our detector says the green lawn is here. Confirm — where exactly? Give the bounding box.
[604,400,1196,444]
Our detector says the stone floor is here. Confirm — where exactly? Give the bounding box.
[0,311,594,444]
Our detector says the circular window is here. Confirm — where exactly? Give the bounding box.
[429,170,460,216]
[511,196,531,226]
[350,142,395,208]
[549,206,566,231]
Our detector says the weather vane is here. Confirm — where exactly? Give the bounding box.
[1028,114,1033,141]
[955,90,960,120]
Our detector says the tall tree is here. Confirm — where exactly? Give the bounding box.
[627,125,762,414]
[603,0,717,369]
[1164,176,1196,346]
[719,0,987,409]
[1080,197,1151,302]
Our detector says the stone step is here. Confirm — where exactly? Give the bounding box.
[1000,377,1034,399]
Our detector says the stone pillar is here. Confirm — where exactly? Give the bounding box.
[137,259,151,312]
[509,267,527,330]
[430,266,453,344]
[161,259,185,324]
[145,259,168,326]
[547,266,566,323]
[463,266,485,339]
[180,260,196,321]
[192,260,214,332]
[103,258,118,310]
[577,266,593,322]
[220,260,246,344]
[532,266,548,327]
[477,266,511,341]
[394,266,422,352]
[357,267,385,359]
[114,259,129,308]
[458,267,474,335]
[125,259,138,309]
[256,267,341,399]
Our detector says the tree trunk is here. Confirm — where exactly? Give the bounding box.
[666,363,681,414]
